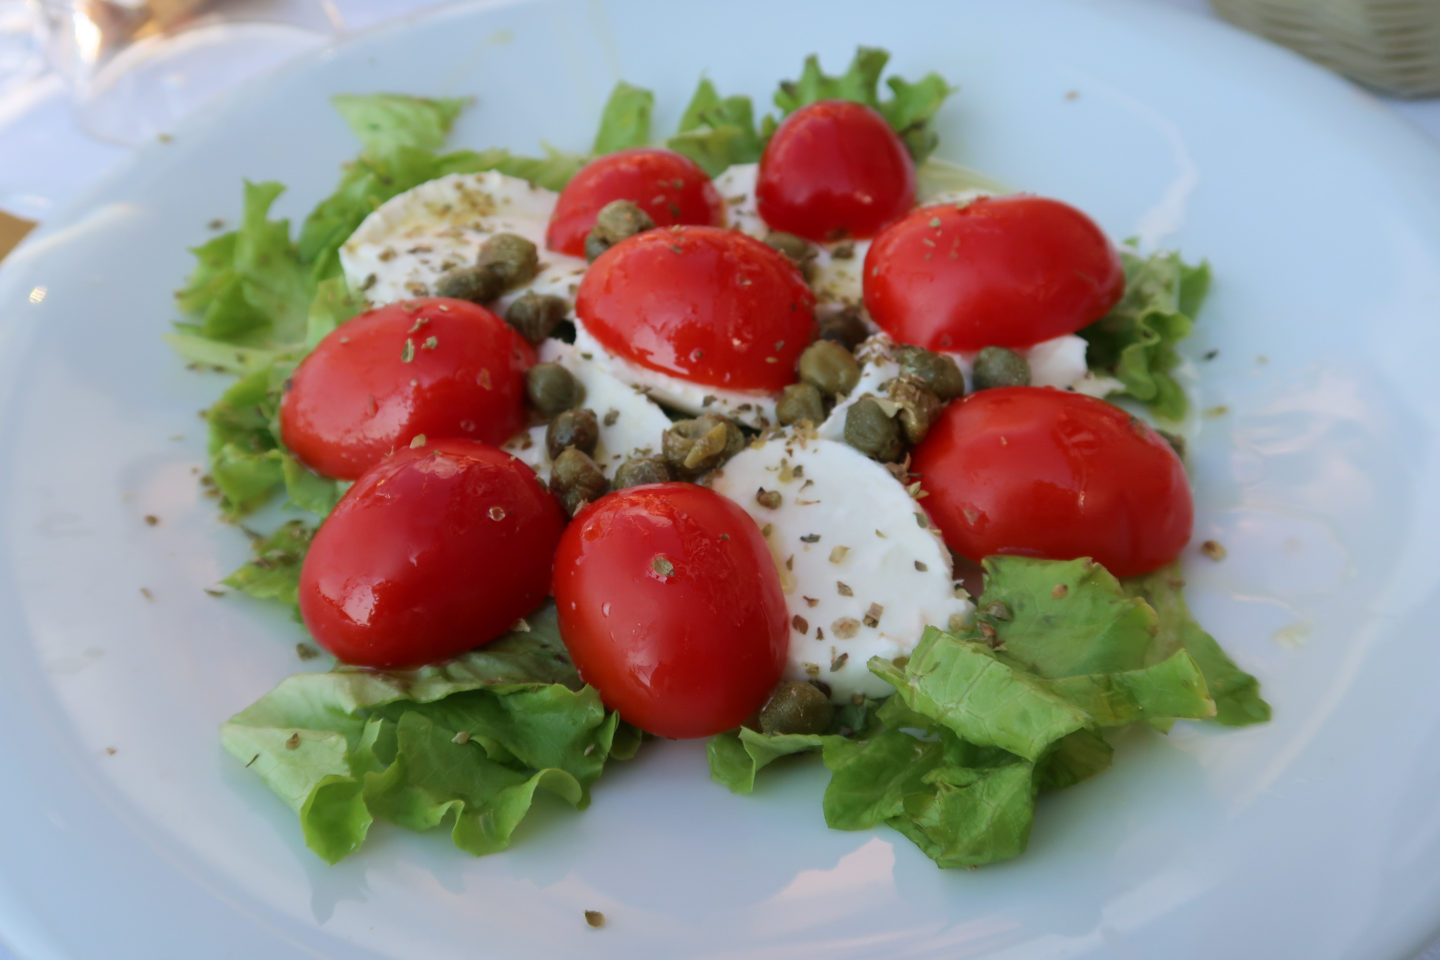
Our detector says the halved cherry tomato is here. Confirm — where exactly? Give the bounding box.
[575,226,815,392]
[552,483,788,739]
[280,298,534,480]
[864,196,1125,351]
[912,387,1192,578]
[299,440,566,668]
[546,148,725,257]
[756,100,915,242]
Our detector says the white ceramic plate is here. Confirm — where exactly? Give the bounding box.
[3,1,1439,957]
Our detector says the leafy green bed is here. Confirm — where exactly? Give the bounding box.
[173,49,1266,866]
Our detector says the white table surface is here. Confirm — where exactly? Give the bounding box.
[0,0,1436,958]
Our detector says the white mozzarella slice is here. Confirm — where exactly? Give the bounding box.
[572,321,779,429]
[502,341,672,482]
[339,171,588,308]
[708,436,972,701]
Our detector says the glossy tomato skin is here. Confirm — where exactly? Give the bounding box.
[553,483,789,739]
[546,148,725,257]
[864,196,1125,351]
[912,387,1192,578]
[576,226,815,392]
[280,298,535,480]
[299,440,566,668]
[756,100,916,242]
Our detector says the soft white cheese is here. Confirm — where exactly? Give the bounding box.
[572,321,779,429]
[338,171,588,308]
[708,436,973,701]
[502,340,671,482]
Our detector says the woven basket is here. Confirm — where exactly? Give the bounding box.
[1210,0,1440,98]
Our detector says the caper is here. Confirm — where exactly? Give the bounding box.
[764,230,815,265]
[504,292,569,345]
[476,232,538,290]
[612,456,673,489]
[843,395,903,462]
[549,448,608,516]
[817,309,868,351]
[758,680,834,736]
[433,263,504,304]
[584,200,655,262]
[972,346,1031,391]
[887,375,942,445]
[662,414,745,479]
[797,340,860,398]
[525,362,582,417]
[776,382,826,426]
[898,345,966,402]
[545,408,599,460]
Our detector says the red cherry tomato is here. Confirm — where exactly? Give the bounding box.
[912,387,1192,578]
[863,196,1125,351]
[299,440,566,668]
[575,226,815,392]
[280,298,534,480]
[546,148,725,257]
[756,100,916,242]
[552,483,788,739]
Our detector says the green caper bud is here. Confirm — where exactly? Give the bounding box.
[545,407,599,460]
[525,362,582,417]
[662,414,745,479]
[758,681,834,735]
[612,456,673,489]
[476,232,539,290]
[433,263,504,304]
[817,309,868,351]
[549,448,609,516]
[886,375,942,445]
[776,382,826,426]
[972,346,1031,391]
[584,200,655,262]
[504,292,569,346]
[843,395,904,462]
[763,231,815,266]
[797,340,860,398]
[898,345,966,402]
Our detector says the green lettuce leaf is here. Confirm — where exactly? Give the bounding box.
[1035,729,1113,792]
[1124,565,1271,726]
[868,630,1092,762]
[222,520,315,614]
[667,48,955,175]
[820,729,1037,868]
[966,556,1159,678]
[221,605,639,863]
[666,79,767,175]
[772,47,955,162]
[331,93,468,155]
[592,82,653,154]
[206,366,285,514]
[1045,650,1215,726]
[707,728,832,795]
[1082,250,1211,421]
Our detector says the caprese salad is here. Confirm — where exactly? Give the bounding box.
[172,49,1268,869]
